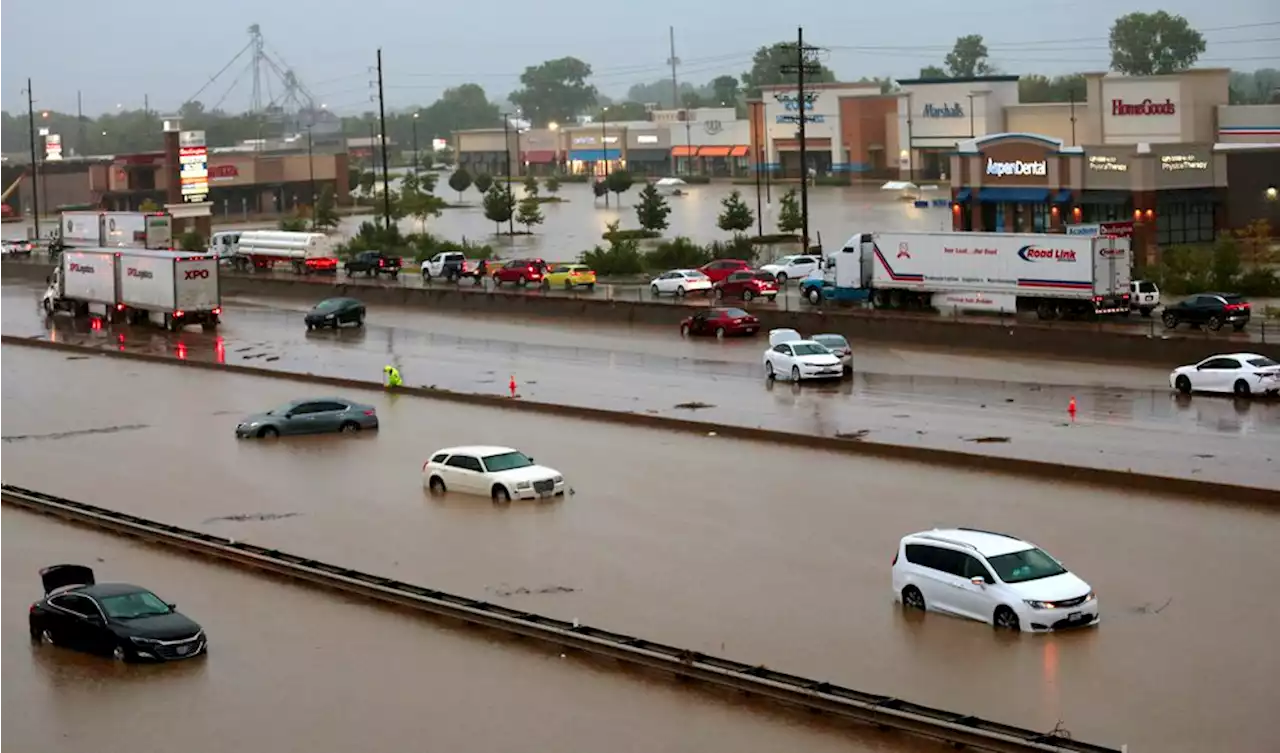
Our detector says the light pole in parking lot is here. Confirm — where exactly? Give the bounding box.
[307,125,316,223]
[600,106,610,208]
[412,111,420,175]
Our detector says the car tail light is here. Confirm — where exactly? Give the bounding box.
[363,410,375,416]
[1226,303,1249,312]
[30,603,38,614]
[378,259,384,267]
[174,309,185,317]
[116,303,125,311]
[422,460,430,472]
[892,552,898,566]
[212,307,222,315]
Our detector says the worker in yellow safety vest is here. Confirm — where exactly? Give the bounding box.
[383,365,403,388]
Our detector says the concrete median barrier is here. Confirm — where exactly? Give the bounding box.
[4,334,1275,507]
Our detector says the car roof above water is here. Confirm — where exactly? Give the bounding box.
[434,445,519,458]
[904,528,1034,558]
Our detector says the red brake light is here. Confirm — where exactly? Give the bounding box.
[363,410,375,416]
[30,603,38,614]
[892,552,898,566]
[212,307,222,315]
[174,310,185,317]
[378,259,384,266]
[422,460,430,472]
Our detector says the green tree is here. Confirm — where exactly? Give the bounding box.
[474,172,494,194]
[509,57,599,127]
[178,230,206,252]
[717,190,754,237]
[1109,12,1206,76]
[399,173,447,230]
[545,175,562,195]
[918,65,948,78]
[482,184,515,234]
[418,171,439,194]
[523,174,540,196]
[605,170,634,200]
[635,183,671,233]
[741,43,837,99]
[138,198,161,213]
[1018,74,1087,103]
[1229,69,1280,105]
[945,35,994,77]
[516,195,544,233]
[313,185,340,231]
[1210,236,1242,291]
[776,189,802,234]
[592,102,649,121]
[448,168,473,201]
[709,75,740,106]
[358,171,377,195]
[591,179,608,204]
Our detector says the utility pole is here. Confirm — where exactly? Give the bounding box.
[77,91,85,157]
[503,113,515,234]
[780,28,820,253]
[376,48,392,230]
[601,107,610,208]
[755,140,764,236]
[24,79,41,240]
[307,126,316,219]
[412,111,420,175]
[666,27,680,110]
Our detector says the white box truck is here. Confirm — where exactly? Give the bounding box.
[801,230,1131,319]
[41,248,221,331]
[116,250,221,331]
[226,230,340,274]
[58,211,173,250]
[41,249,119,316]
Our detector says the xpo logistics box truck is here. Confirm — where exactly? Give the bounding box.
[801,230,1131,319]
[42,248,221,331]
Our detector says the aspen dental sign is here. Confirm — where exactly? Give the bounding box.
[985,158,1046,177]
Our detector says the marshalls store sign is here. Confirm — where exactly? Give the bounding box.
[986,158,1047,177]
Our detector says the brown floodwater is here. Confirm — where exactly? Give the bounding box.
[4,283,1275,488]
[2,508,942,753]
[3,345,1278,751]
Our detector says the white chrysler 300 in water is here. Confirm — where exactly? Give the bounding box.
[423,446,565,503]
[891,528,1098,632]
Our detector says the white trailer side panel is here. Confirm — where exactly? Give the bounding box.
[870,232,1098,300]
[102,213,173,249]
[1092,237,1131,299]
[118,253,177,310]
[61,213,103,245]
[61,250,118,304]
[174,257,220,311]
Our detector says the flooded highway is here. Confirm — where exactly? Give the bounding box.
[4,345,1278,752]
[2,509,932,753]
[5,282,1277,488]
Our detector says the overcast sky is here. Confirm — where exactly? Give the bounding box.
[1,0,1274,116]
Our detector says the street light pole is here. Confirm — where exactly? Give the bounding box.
[755,141,764,237]
[514,108,523,179]
[503,113,514,235]
[601,106,610,208]
[412,112,420,175]
[307,126,316,226]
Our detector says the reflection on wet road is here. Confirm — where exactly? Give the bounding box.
[3,509,924,753]
[4,346,1279,752]
[5,283,1276,488]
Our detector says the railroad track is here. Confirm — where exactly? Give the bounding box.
[1,483,1125,753]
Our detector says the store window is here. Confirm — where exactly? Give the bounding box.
[1082,201,1133,223]
[1156,199,1216,246]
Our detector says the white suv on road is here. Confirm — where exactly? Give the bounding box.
[891,528,1098,632]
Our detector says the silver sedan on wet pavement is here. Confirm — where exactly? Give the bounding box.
[235,397,379,438]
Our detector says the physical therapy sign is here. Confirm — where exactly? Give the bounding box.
[985,158,1046,177]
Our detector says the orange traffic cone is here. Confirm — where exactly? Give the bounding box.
[509,375,517,398]
[1068,396,1077,420]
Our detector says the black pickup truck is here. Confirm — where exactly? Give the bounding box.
[344,251,402,279]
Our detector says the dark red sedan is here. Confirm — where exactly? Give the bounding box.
[713,269,779,302]
[699,258,752,283]
[492,258,549,286]
[680,307,760,338]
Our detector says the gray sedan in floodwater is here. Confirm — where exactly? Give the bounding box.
[235,397,379,438]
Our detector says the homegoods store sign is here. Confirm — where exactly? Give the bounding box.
[986,158,1046,177]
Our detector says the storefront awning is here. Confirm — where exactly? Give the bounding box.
[698,146,732,158]
[522,150,557,164]
[671,146,699,157]
[569,149,620,162]
[978,188,1049,203]
[954,188,972,203]
[729,145,749,158]
[1075,190,1130,205]
[1052,189,1073,204]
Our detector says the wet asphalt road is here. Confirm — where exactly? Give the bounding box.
[2,508,932,753]
[4,283,1276,488]
[4,345,1279,752]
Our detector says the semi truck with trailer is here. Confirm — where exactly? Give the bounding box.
[214,230,340,274]
[42,248,221,331]
[58,211,173,250]
[801,230,1131,319]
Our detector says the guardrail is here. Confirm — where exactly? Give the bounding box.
[2,483,1123,753]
